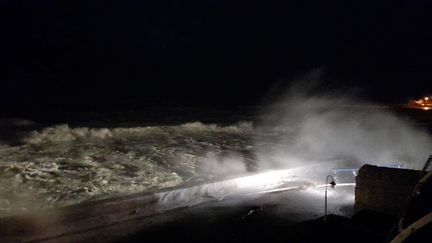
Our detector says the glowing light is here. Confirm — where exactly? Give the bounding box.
[156,169,300,208]
[407,96,432,110]
[235,169,296,189]
[305,184,356,203]
[315,183,356,187]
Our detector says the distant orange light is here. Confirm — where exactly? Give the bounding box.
[407,96,432,110]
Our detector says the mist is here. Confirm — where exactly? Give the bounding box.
[1,80,431,218]
[200,152,248,177]
[253,84,432,172]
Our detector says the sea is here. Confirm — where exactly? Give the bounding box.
[0,105,431,216]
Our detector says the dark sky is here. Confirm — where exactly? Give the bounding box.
[1,0,432,111]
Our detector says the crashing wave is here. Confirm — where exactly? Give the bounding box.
[0,121,254,216]
[23,122,253,144]
[0,118,35,127]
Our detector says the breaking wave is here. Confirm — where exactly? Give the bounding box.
[0,122,254,216]
[0,118,35,127]
[0,102,430,217]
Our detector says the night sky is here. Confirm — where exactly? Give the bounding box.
[1,0,432,111]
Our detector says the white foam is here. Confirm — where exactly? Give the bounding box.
[0,121,254,216]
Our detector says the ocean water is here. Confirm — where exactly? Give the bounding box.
[0,117,256,216]
[0,106,431,216]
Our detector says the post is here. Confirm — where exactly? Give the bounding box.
[324,174,336,221]
[324,184,328,221]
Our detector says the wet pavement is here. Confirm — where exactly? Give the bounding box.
[116,185,354,243]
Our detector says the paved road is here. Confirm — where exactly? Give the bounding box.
[116,184,354,243]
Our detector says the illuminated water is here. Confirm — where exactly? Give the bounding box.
[0,106,430,216]
[0,119,256,215]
